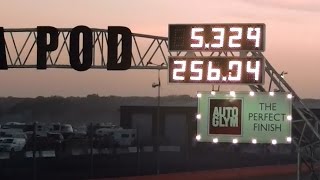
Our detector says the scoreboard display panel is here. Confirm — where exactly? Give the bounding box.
[168,56,265,85]
[168,24,265,51]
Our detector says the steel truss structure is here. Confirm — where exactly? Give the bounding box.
[2,28,320,179]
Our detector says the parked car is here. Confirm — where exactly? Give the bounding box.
[1,132,27,139]
[0,122,25,138]
[70,130,87,139]
[50,123,74,139]
[24,123,50,138]
[113,129,136,146]
[95,127,136,147]
[0,138,26,153]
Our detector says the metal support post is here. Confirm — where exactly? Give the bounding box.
[156,68,161,175]
[297,147,301,180]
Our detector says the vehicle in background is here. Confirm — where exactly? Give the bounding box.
[95,127,136,147]
[50,123,74,139]
[71,129,87,139]
[0,122,28,141]
[0,122,25,134]
[1,122,26,129]
[47,132,64,144]
[0,122,50,139]
[113,129,136,146]
[0,138,26,153]
[0,128,24,137]
[24,123,50,138]
[0,132,27,139]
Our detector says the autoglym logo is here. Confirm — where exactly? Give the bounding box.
[209,99,242,135]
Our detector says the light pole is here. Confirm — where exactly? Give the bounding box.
[148,61,164,175]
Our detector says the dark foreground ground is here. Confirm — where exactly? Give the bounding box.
[0,149,297,180]
[104,163,317,180]
[116,174,309,180]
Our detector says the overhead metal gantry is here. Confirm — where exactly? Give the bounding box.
[2,28,320,179]
[2,28,172,69]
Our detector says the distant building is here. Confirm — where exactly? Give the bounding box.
[120,106,197,149]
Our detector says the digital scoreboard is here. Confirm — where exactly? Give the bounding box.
[168,57,264,85]
[168,24,265,51]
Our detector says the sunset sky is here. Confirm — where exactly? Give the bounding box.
[0,0,320,98]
